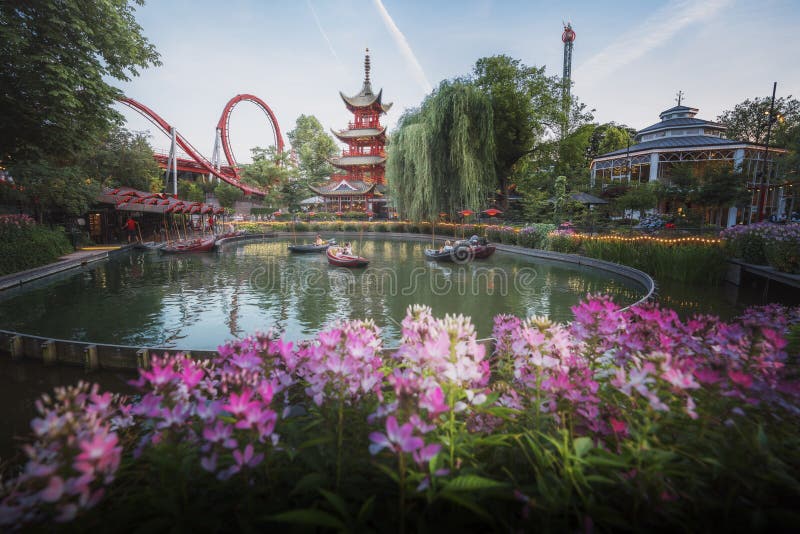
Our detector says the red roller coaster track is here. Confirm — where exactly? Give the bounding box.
[119,95,284,196]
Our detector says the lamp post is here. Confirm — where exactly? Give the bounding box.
[756,82,783,222]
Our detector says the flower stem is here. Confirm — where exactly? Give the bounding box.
[399,452,406,534]
[336,399,344,491]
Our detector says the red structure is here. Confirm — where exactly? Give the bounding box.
[311,49,392,214]
[119,94,284,196]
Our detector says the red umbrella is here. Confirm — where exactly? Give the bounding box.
[459,209,475,217]
[308,211,316,217]
[366,210,374,217]
[483,208,503,217]
[214,207,226,215]
[335,211,344,216]
[272,210,282,216]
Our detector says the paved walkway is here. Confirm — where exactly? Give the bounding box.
[0,246,127,291]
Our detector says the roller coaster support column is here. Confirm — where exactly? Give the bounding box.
[210,128,222,184]
[167,127,178,195]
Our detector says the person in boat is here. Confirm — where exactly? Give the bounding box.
[343,242,353,256]
[439,240,453,253]
[314,234,325,246]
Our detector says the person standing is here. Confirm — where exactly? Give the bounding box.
[123,216,138,243]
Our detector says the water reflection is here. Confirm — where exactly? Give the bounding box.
[0,239,644,349]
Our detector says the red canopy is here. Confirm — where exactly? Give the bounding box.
[483,208,503,217]
[366,211,374,217]
[335,211,344,216]
[307,211,316,217]
[459,209,475,217]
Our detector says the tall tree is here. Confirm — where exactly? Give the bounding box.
[717,95,800,147]
[387,80,496,221]
[286,115,338,183]
[471,55,592,208]
[81,126,161,192]
[0,0,160,164]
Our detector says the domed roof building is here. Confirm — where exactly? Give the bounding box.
[590,102,791,225]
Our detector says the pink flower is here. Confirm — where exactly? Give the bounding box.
[728,370,753,389]
[369,416,424,455]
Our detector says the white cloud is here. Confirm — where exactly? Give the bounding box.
[372,0,432,94]
[575,0,732,86]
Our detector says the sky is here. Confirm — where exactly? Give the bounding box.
[115,0,800,163]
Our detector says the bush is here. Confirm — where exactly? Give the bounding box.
[517,224,556,249]
[548,231,581,253]
[0,215,73,275]
[764,226,800,273]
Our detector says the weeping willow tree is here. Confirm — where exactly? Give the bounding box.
[387,81,496,221]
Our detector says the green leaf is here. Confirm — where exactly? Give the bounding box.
[289,472,328,497]
[357,495,376,524]
[318,488,349,520]
[374,462,400,484]
[264,509,346,531]
[573,436,593,458]
[438,492,494,523]
[445,474,507,492]
[299,436,334,450]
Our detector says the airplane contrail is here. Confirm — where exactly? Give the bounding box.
[306,0,344,69]
[372,0,433,94]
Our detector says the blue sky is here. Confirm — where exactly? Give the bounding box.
[116,0,800,162]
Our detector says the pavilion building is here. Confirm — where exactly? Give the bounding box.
[590,104,792,225]
[310,49,392,215]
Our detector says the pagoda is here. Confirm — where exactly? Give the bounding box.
[310,49,392,215]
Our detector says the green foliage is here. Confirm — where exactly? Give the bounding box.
[582,240,728,284]
[0,0,160,164]
[10,161,101,218]
[717,95,800,147]
[765,238,800,274]
[214,182,244,209]
[388,80,496,221]
[81,126,162,192]
[614,184,658,216]
[0,216,73,275]
[287,115,338,182]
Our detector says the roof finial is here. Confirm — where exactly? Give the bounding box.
[364,47,371,84]
[675,90,684,106]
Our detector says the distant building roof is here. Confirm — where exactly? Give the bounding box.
[599,135,740,158]
[659,105,699,120]
[331,126,386,142]
[637,117,724,135]
[329,155,387,169]
[309,180,377,196]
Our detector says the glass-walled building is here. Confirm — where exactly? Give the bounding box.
[590,105,791,225]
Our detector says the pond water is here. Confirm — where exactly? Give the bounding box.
[0,238,645,349]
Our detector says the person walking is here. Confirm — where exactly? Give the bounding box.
[123,216,138,243]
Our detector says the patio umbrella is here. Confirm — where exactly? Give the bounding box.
[308,211,316,217]
[459,209,475,217]
[335,211,344,216]
[482,208,503,217]
[272,210,282,217]
[366,210,374,218]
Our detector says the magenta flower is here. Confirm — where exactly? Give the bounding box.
[369,416,425,455]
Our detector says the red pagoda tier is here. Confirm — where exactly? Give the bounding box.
[310,49,392,215]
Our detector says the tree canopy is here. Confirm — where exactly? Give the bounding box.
[717,95,800,147]
[81,126,162,192]
[0,0,160,164]
[387,80,496,221]
[471,55,593,207]
[286,115,338,183]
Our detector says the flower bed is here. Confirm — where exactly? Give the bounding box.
[0,215,73,276]
[722,222,800,273]
[2,298,799,531]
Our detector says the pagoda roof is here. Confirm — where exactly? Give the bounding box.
[329,155,387,170]
[331,126,387,142]
[309,179,376,196]
[339,49,393,113]
[339,88,392,113]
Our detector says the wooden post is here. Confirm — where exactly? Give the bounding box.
[84,344,99,371]
[136,348,150,369]
[10,335,24,361]
[41,339,57,366]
